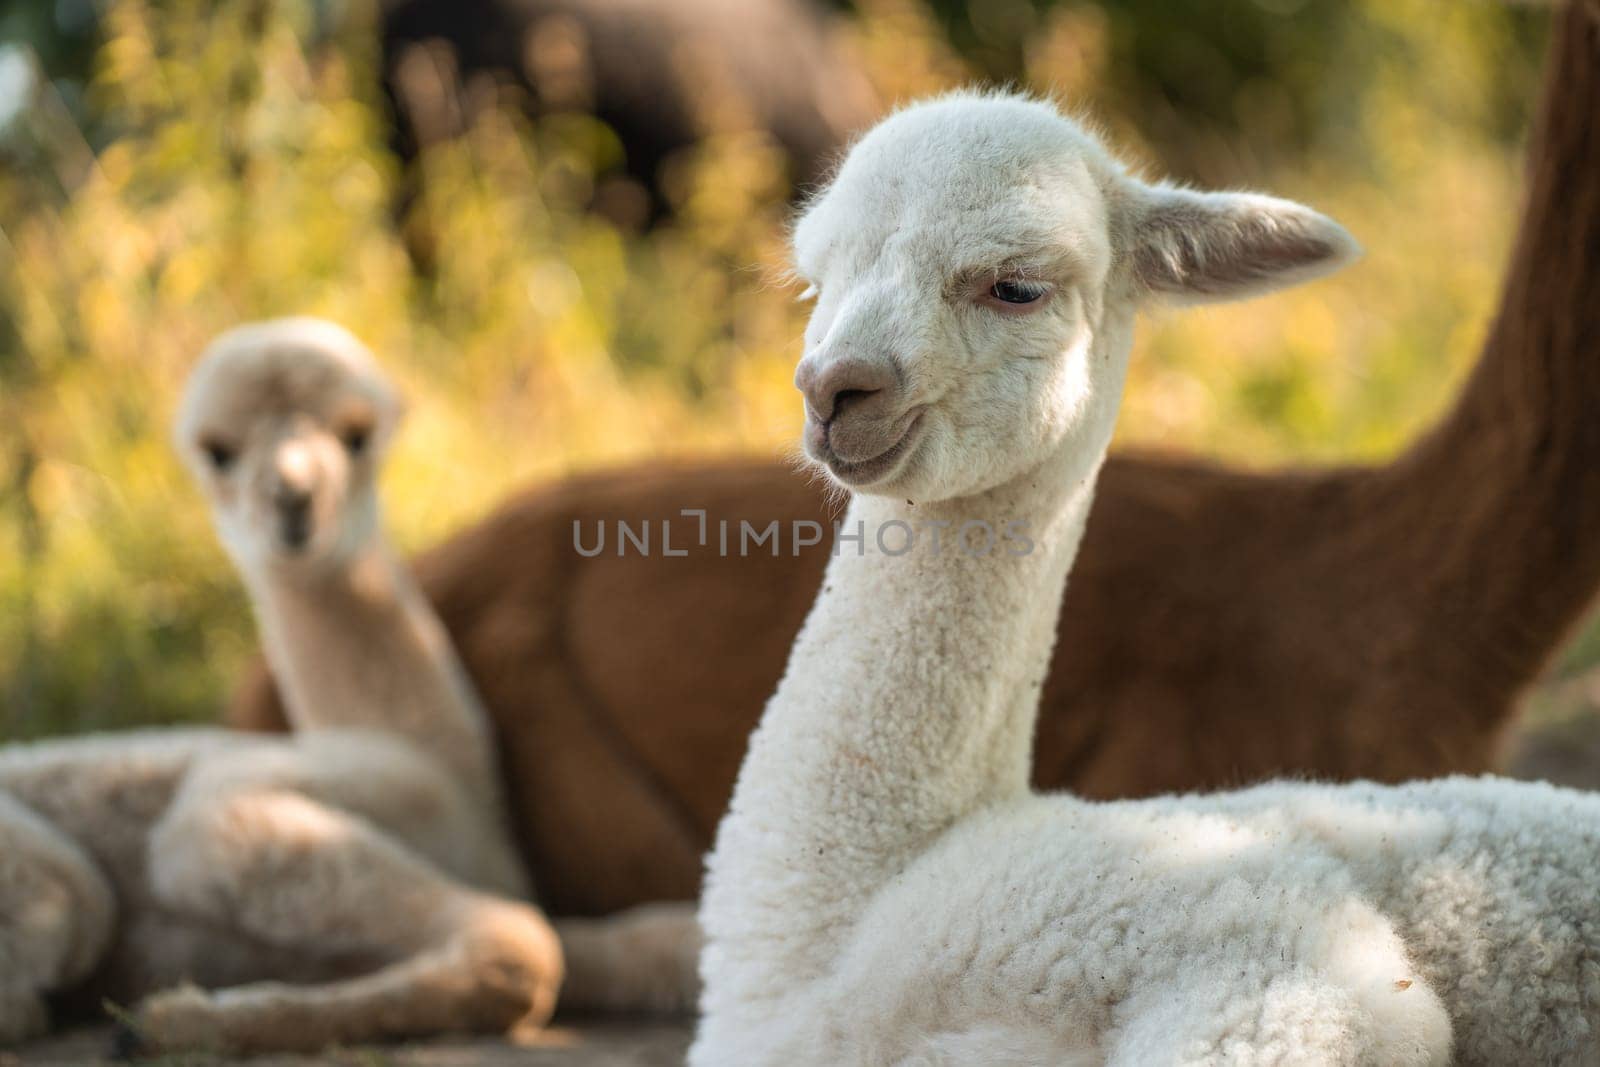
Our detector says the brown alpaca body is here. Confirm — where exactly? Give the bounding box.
[232,4,1600,917]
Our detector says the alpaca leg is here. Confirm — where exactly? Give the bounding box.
[0,792,115,1044]
[130,895,560,1054]
[134,786,561,1054]
[554,902,702,1016]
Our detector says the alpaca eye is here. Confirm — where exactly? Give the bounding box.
[201,439,236,471]
[341,425,371,456]
[990,279,1049,305]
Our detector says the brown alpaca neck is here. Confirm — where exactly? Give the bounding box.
[247,537,503,811]
[1360,4,1600,695]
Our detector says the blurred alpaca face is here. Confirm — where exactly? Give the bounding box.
[176,320,401,574]
[790,93,1358,502]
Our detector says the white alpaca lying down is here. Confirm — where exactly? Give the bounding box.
[0,320,696,1056]
[693,91,1600,1066]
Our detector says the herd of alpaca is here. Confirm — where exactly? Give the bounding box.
[232,0,1600,919]
[0,319,694,1054]
[695,91,1600,1066]
[4,3,1600,1060]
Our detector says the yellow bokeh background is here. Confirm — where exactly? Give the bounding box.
[1,0,1572,738]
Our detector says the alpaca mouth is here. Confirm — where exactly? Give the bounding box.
[817,411,926,487]
[278,515,314,553]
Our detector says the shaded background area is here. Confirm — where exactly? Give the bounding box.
[4,0,1591,754]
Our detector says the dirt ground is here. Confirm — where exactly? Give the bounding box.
[5,1022,692,1066]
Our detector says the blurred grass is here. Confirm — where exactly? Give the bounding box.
[0,0,1577,741]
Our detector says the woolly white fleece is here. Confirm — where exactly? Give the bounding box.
[694,92,1597,1066]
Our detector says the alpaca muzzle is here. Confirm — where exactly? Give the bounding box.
[275,490,314,552]
[796,353,919,482]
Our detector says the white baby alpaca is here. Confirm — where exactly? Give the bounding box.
[694,92,1600,1066]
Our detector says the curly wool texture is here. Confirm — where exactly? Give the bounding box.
[693,91,1600,1066]
[821,775,1600,1065]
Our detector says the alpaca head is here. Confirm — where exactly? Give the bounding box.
[791,91,1358,502]
[175,318,403,575]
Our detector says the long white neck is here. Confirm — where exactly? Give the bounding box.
[703,432,1109,988]
[245,537,505,817]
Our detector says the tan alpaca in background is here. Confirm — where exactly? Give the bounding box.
[0,318,695,1055]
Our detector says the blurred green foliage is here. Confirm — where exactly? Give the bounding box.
[0,0,1571,741]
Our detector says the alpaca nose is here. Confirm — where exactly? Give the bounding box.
[795,357,898,423]
[271,438,318,548]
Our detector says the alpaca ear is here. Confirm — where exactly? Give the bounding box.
[1124,182,1359,304]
